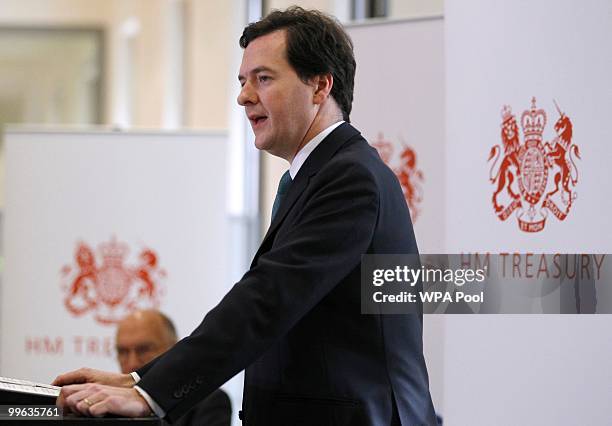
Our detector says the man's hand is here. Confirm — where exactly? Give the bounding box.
[52,368,134,388]
[58,383,152,418]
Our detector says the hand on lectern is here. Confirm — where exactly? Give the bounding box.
[52,368,134,388]
[57,383,151,418]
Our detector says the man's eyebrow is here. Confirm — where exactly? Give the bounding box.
[238,66,276,81]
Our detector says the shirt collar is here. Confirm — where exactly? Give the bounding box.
[289,121,344,179]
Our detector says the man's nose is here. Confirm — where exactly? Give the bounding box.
[125,351,142,372]
[237,82,257,106]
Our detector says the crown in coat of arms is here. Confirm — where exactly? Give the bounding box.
[521,97,547,142]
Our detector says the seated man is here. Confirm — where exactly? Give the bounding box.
[115,309,231,426]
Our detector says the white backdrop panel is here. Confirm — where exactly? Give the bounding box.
[1,128,228,383]
[445,1,612,425]
[348,18,445,253]
[445,0,612,253]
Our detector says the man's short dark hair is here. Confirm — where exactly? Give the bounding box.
[240,6,356,122]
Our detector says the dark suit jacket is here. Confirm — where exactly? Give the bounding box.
[137,123,437,426]
[169,389,231,426]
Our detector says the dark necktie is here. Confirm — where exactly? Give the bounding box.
[271,170,292,221]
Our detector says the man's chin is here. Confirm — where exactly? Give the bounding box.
[253,136,270,152]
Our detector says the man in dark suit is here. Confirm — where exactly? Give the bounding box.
[55,7,436,425]
[115,310,231,426]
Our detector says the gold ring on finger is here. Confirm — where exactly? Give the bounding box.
[83,398,93,407]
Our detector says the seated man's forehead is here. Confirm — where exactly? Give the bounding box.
[117,338,156,348]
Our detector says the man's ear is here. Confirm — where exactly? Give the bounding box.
[312,73,333,105]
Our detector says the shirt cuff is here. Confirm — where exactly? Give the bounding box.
[130,372,141,383]
[134,385,166,418]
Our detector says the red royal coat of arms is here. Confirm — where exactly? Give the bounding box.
[372,133,424,223]
[488,97,581,232]
[60,237,166,325]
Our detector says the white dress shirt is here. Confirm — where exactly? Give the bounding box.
[290,120,343,178]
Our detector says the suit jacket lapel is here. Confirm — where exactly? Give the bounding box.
[252,123,361,265]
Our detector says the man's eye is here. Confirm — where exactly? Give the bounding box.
[136,345,155,356]
[258,75,270,83]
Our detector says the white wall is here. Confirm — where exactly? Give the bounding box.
[184,1,236,129]
[389,0,444,19]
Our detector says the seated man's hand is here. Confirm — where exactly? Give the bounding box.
[52,368,134,388]
[58,383,152,418]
